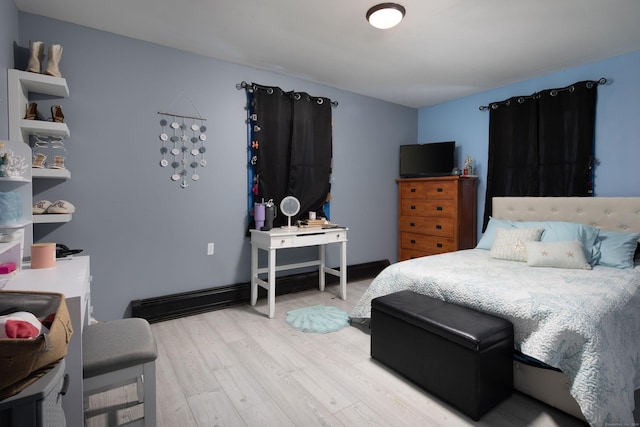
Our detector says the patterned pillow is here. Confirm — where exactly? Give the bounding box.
[525,241,592,270]
[490,227,544,262]
[511,221,600,266]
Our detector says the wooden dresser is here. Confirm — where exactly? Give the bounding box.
[397,176,477,260]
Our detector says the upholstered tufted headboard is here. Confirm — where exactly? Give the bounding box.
[492,197,640,234]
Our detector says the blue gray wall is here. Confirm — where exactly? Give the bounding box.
[418,50,640,234]
[0,1,18,140]
[7,10,639,321]
[7,13,417,320]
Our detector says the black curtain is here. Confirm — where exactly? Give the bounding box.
[483,80,599,229]
[249,84,332,228]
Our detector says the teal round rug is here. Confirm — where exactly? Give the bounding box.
[285,305,350,333]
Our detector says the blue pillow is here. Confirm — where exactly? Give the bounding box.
[476,217,514,250]
[596,230,640,269]
[510,221,601,266]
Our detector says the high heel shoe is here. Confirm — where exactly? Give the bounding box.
[51,105,64,123]
[32,153,46,168]
[48,155,66,170]
[25,102,44,120]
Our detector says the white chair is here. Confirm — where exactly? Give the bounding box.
[82,318,157,426]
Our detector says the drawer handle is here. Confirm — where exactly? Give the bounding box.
[410,239,416,244]
[281,240,286,244]
[437,187,443,192]
[409,222,415,227]
[336,234,341,239]
[410,205,416,210]
[436,206,443,211]
[435,224,442,229]
[436,243,443,248]
[410,188,416,192]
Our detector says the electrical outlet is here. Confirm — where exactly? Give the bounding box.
[207,243,214,255]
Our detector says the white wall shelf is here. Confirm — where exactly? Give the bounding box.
[31,168,71,179]
[7,69,72,255]
[18,119,70,142]
[33,214,72,224]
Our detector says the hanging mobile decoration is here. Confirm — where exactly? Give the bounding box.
[157,91,207,188]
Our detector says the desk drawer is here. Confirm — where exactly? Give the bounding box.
[272,236,295,247]
[289,230,347,247]
[252,229,347,249]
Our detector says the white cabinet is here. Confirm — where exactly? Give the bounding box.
[7,69,72,235]
[4,256,91,427]
[0,139,33,265]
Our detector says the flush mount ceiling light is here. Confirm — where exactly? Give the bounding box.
[366,3,406,29]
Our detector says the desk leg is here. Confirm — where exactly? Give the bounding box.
[319,244,325,291]
[268,248,276,318]
[250,244,258,306]
[340,240,347,300]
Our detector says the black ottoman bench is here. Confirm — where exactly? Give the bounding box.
[371,290,513,421]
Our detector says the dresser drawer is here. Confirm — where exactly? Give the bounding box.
[399,216,455,237]
[399,181,457,200]
[400,232,455,254]
[401,199,456,218]
[399,248,433,261]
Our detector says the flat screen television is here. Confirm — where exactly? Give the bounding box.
[399,141,455,178]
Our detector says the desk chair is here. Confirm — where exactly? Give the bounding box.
[83,318,157,426]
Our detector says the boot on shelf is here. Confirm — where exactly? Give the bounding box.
[44,44,63,78]
[26,41,44,73]
[51,105,64,123]
[25,102,44,121]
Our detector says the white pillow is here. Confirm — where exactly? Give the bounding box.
[490,227,544,262]
[525,241,592,270]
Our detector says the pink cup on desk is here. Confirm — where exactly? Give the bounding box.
[31,243,56,269]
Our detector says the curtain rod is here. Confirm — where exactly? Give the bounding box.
[478,77,608,111]
[236,81,339,107]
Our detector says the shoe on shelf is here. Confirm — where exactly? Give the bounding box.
[51,105,64,123]
[47,200,75,214]
[44,44,63,78]
[32,200,52,215]
[26,41,44,73]
[32,153,46,168]
[48,156,66,170]
[25,102,44,120]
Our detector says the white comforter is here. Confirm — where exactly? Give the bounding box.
[350,249,640,427]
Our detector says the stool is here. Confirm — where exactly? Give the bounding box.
[83,318,157,426]
[371,290,513,421]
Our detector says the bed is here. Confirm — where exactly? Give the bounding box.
[350,197,640,427]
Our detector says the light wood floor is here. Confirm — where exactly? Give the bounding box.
[87,279,587,427]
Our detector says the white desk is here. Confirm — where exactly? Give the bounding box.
[4,256,91,427]
[250,226,348,318]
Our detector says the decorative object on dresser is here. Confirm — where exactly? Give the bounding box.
[397,176,477,260]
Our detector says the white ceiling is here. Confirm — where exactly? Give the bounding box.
[14,0,640,108]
